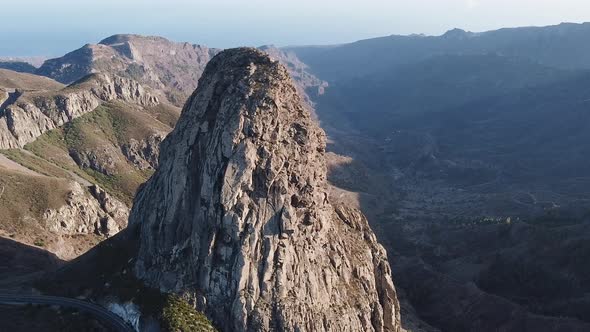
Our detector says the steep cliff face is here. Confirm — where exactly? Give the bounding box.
[0,73,159,149]
[130,48,401,331]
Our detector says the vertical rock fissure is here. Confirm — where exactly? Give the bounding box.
[130,48,401,332]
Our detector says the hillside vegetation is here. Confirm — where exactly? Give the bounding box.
[25,101,178,205]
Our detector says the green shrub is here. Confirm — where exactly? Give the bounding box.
[160,295,217,332]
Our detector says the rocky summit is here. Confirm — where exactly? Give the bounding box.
[37,34,220,106]
[129,48,401,331]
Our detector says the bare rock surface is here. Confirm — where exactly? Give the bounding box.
[0,156,129,260]
[120,133,165,170]
[130,48,401,331]
[0,73,159,149]
[43,183,128,237]
[35,35,325,111]
[89,185,130,234]
[37,34,220,106]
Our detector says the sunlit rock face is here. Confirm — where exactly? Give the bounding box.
[130,48,401,332]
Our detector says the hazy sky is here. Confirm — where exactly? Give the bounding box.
[2,0,590,57]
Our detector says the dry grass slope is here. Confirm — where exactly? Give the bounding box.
[25,101,178,205]
[0,69,64,91]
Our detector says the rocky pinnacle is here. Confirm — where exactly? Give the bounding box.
[130,48,401,332]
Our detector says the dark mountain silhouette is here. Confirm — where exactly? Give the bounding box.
[288,22,590,82]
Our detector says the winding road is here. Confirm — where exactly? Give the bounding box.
[0,294,133,332]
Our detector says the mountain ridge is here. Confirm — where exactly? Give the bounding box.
[36,34,221,106]
[286,21,590,82]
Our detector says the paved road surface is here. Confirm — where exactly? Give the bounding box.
[0,294,133,332]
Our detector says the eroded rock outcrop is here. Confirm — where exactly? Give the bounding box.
[130,48,401,331]
[43,183,128,237]
[120,133,165,170]
[0,73,158,149]
[37,35,220,106]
